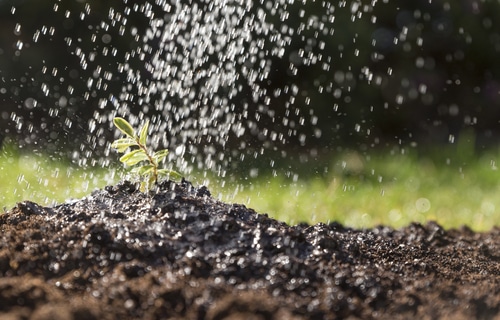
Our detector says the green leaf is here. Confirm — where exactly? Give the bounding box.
[158,168,181,178]
[113,117,136,138]
[139,120,149,146]
[153,149,169,163]
[111,138,137,153]
[119,149,149,166]
[134,164,154,176]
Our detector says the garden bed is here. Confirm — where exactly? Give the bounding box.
[1,179,499,319]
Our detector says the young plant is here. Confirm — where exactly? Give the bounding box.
[111,117,180,191]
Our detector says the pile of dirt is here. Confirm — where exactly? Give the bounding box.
[1,179,499,319]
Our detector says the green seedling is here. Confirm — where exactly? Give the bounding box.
[111,117,180,191]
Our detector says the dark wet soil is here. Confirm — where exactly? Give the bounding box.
[1,179,499,319]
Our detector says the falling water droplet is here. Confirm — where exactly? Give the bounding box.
[15,40,23,50]
[14,23,21,36]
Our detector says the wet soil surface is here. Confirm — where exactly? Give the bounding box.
[1,179,499,319]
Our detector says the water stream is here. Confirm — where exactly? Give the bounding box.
[2,0,499,210]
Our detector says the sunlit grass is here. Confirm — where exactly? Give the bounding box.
[0,145,116,210]
[2,143,500,231]
[211,149,500,231]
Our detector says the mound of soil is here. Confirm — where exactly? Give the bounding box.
[1,179,499,319]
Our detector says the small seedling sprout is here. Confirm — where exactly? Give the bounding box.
[111,117,180,191]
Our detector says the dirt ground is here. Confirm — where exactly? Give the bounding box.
[1,179,499,319]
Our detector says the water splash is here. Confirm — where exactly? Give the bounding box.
[104,0,294,175]
[5,1,346,167]
[94,0,381,176]
[3,0,500,203]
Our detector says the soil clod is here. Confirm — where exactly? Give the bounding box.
[1,180,499,319]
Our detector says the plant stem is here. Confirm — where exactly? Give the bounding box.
[136,138,158,185]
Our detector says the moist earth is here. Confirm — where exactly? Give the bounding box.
[0,179,499,319]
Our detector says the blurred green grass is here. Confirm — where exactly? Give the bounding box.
[214,150,500,231]
[2,143,500,231]
[0,144,117,210]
